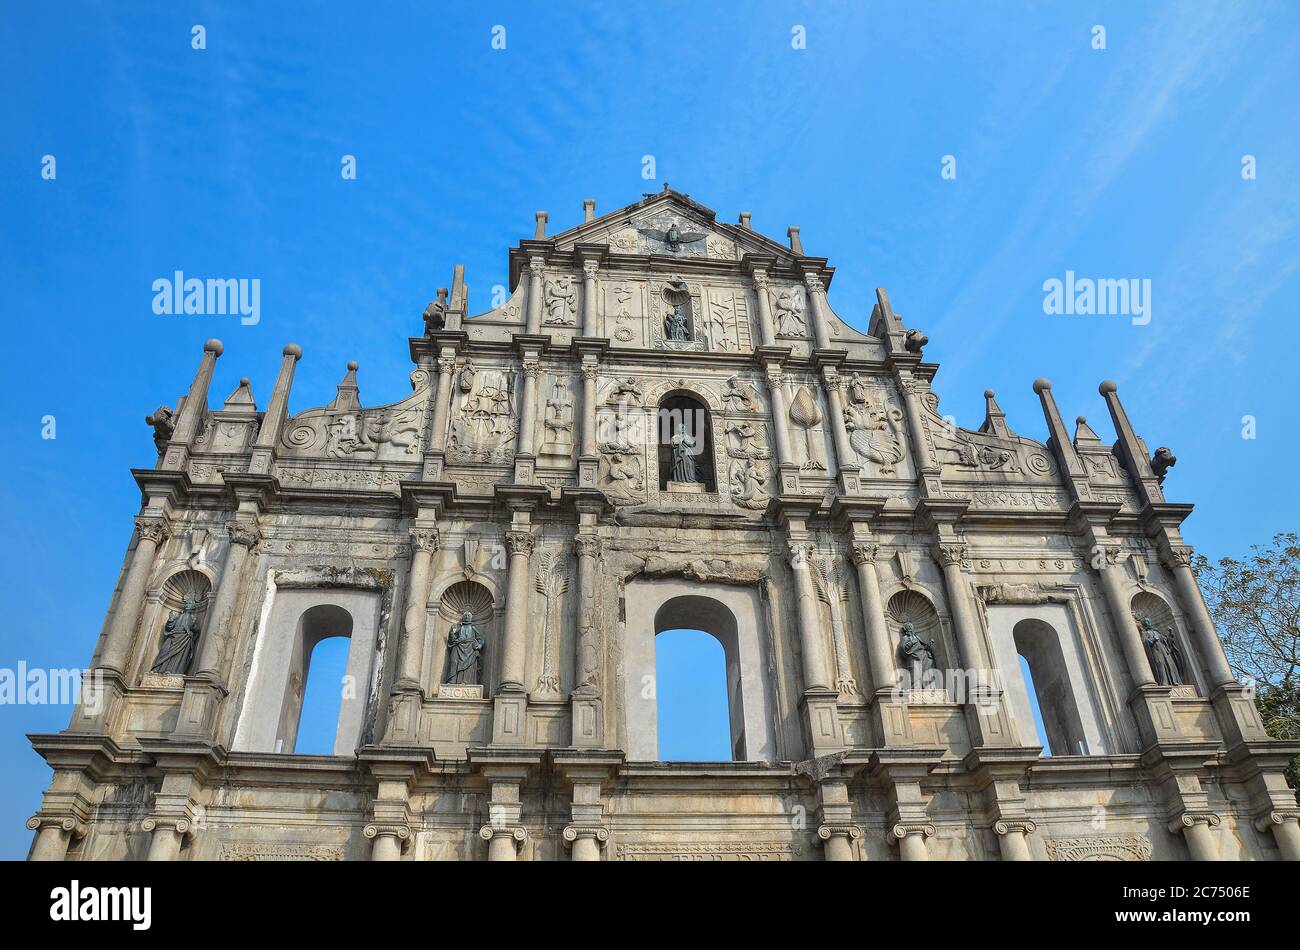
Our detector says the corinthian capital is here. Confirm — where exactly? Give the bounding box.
[134,517,170,546]
[226,521,263,549]
[1159,544,1194,570]
[528,258,546,278]
[765,367,784,388]
[850,542,879,565]
[787,541,812,567]
[506,530,536,557]
[582,260,599,279]
[410,528,440,554]
[803,273,824,294]
[934,543,966,568]
[521,360,541,380]
[574,535,601,559]
[751,269,770,290]
[580,364,600,381]
[437,355,457,375]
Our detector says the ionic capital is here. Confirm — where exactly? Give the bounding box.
[479,824,528,843]
[1168,812,1221,834]
[562,825,610,847]
[1254,809,1300,833]
[816,823,862,843]
[27,814,87,838]
[141,816,192,837]
[364,822,411,842]
[890,822,935,842]
[993,819,1037,837]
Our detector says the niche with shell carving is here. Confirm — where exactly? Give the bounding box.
[143,569,212,680]
[1130,590,1196,689]
[435,581,497,691]
[887,589,948,674]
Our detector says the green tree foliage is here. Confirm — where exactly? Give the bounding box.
[1195,532,1300,801]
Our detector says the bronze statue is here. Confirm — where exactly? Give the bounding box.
[150,596,205,676]
[898,621,937,688]
[669,427,700,483]
[443,610,485,685]
[1138,616,1184,686]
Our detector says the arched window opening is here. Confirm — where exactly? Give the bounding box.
[276,604,354,755]
[1013,619,1088,756]
[657,392,715,492]
[655,629,734,760]
[1017,654,1054,754]
[293,635,351,755]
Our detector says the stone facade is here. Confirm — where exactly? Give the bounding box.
[27,186,1300,861]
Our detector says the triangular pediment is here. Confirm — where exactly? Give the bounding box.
[546,186,800,264]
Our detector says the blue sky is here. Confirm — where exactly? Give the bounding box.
[2,2,1298,857]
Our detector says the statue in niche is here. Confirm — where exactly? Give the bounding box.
[669,426,701,483]
[774,286,806,337]
[1138,616,1184,686]
[662,280,693,341]
[898,621,937,689]
[150,596,206,676]
[443,611,486,685]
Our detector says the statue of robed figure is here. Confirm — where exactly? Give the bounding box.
[1138,616,1185,686]
[443,610,486,685]
[670,427,700,483]
[150,596,206,676]
[898,621,937,689]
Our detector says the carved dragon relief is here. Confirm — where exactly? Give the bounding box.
[280,369,430,462]
[917,388,1057,483]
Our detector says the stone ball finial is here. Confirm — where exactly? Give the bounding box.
[1099,380,1118,395]
[204,339,224,356]
[984,389,996,399]
[240,377,250,386]
[1076,415,1087,425]
[347,360,359,371]
[1033,378,1051,393]
[283,343,303,359]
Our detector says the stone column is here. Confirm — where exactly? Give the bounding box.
[1090,543,1156,688]
[194,521,262,681]
[573,536,600,693]
[394,528,439,691]
[803,272,832,351]
[823,372,855,471]
[526,258,545,335]
[580,363,599,458]
[1173,814,1221,861]
[499,529,535,691]
[1257,812,1300,861]
[482,827,525,861]
[1160,543,1236,688]
[994,821,1035,861]
[850,542,896,692]
[564,827,608,861]
[430,355,456,452]
[934,543,987,671]
[765,367,794,466]
[364,824,409,861]
[142,817,189,861]
[788,542,831,690]
[581,259,600,337]
[818,825,860,861]
[750,268,776,346]
[26,817,83,861]
[516,358,540,459]
[893,824,934,861]
[97,516,169,676]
